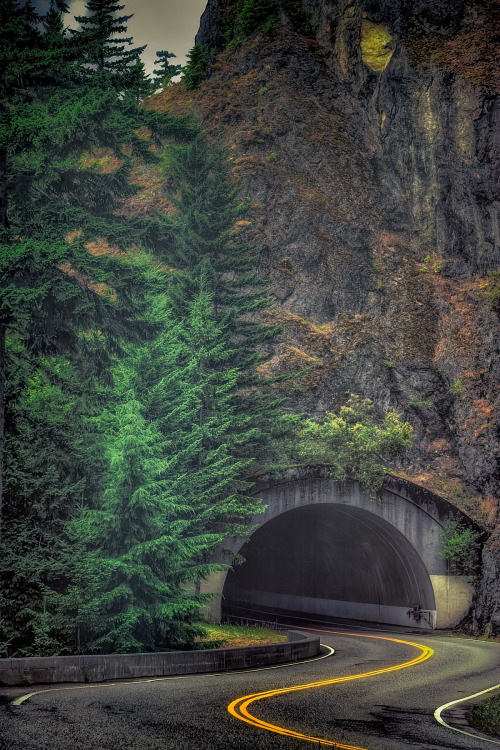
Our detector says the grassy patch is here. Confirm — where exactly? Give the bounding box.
[196,623,286,649]
[467,693,500,739]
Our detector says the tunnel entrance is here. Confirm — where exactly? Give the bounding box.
[222,503,436,628]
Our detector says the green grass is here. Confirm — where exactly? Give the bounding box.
[467,694,500,738]
[196,623,286,649]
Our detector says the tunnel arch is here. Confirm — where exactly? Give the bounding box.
[200,473,479,629]
[222,502,436,628]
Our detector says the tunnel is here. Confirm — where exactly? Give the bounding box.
[222,503,437,628]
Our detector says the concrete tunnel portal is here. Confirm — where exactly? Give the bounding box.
[222,503,437,629]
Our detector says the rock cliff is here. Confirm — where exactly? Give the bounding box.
[150,0,499,632]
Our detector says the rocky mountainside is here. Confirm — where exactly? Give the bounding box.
[149,0,499,632]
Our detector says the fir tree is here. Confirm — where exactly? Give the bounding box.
[65,288,262,653]
[182,43,208,91]
[72,0,148,93]
[152,50,182,90]
[160,136,291,472]
[0,0,168,652]
[0,352,106,656]
[65,396,205,653]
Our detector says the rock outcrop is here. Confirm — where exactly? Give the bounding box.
[151,0,500,632]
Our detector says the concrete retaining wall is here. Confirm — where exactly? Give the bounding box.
[0,631,320,686]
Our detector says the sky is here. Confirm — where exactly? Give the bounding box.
[34,0,209,74]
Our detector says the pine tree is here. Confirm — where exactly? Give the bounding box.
[0,0,172,653]
[72,0,148,93]
[152,50,182,90]
[182,43,208,91]
[65,288,262,653]
[160,136,292,472]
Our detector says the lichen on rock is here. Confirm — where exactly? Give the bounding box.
[360,20,395,72]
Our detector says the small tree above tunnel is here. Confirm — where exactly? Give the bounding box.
[295,395,414,496]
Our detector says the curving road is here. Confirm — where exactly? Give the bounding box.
[1,625,499,750]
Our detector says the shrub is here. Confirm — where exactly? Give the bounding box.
[295,394,413,496]
[439,516,481,575]
[468,694,500,739]
[450,379,465,395]
[409,395,432,408]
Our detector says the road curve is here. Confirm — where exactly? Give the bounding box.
[228,630,434,749]
[1,625,499,750]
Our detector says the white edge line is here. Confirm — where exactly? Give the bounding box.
[11,644,335,706]
[434,683,500,745]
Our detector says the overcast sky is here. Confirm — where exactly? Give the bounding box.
[60,0,208,74]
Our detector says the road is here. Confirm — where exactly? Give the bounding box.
[1,625,499,750]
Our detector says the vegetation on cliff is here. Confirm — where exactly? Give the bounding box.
[0,0,420,656]
[186,0,499,632]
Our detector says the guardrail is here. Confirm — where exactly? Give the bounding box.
[0,630,320,686]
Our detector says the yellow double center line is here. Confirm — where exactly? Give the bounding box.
[228,630,434,749]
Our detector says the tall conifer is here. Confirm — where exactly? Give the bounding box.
[72,0,148,93]
[161,136,292,471]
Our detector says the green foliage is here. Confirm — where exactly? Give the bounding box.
[482,270,500,308]
[66,286,268,654]
[295,395,414,496]
[281,0,313,35]
[267,151,279,162]
[408,395,432,408]
[0,352,107,656]
[159,135,292,473]
[152,50,182,90]
[72,0,148,94]
[0,0,161,655]
[419,254,441,274]
[439,516,481,575]
[237,0,280,37]
[468,694,500,739]
[65,395,210,653]
[449,379,466,395]
[183,43,208,91]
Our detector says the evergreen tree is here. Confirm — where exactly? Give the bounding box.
[0,353,106,656]
[152,50,182,90]
[65,396,205,653]
[237,0,279,37]
[160,136,291,472]
[66,288,263,653]
[72,0,148,93]
[182,43,208,91]
[0,0,171,653]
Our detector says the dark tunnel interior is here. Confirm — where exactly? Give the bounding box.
[222,503,436,627]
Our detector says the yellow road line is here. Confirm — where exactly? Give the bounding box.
[11,644,335,706]
[434,683,500,745]
[228,630,434,749]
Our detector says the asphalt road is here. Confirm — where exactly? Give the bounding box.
[1,626,499,750]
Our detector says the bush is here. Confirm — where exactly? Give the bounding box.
[439,516,481,575]
[467,694,500,739]
[295,395,413,496]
